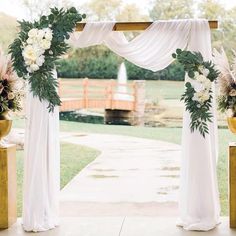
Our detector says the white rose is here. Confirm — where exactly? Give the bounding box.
[196,74,207,83]
[201,92,210,101]
[203,80,212,90]
[27,66,32,73]
[28,28,38,38]
[36,55,45,67]
[25,60,32,66]
[37,29,45,39]
[26,38,33,44]
[193,91,210,104]
[22,45,37,62]
[202,68,210,77]
[191,80,204,92]
[198,65,205,74]
[44,28,53,41]
[39,39,51,50]
[30,64,39,72]
[194,71,199,78]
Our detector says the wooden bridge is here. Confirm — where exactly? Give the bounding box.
[59,79,145,125]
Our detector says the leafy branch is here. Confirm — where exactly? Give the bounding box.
[9,7,86,112]
[173,48,218,138]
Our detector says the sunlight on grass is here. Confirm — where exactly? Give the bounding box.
[16,142,100,217]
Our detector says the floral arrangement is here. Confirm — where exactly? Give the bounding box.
[213,48,236,117]
[172,49,219,137]
[0,49,23,115]
[9,7,86,111]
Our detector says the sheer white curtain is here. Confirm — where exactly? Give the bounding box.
[70,19,220,231]
[23,70,60,232]
[22,19,220,232]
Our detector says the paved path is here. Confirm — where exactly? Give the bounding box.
[0,217,232,236]
[60,133,181,217]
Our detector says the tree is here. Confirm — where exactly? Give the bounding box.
[21,0,75,21]
[21,0,58,21]
[116,4,150,22]
[149,0,194,20]
[198,0,236,58]
[81,0,122,21]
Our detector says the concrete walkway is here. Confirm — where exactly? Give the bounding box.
[1,217,234,236]
[2,131,234,236]
[60,133,181,217]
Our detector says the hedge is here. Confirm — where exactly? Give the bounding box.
[56,47,185,81]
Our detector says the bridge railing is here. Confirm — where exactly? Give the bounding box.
[59,78,144,112]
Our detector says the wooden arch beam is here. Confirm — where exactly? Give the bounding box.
[76,21,218,31]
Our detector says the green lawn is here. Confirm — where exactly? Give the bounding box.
[16,142,100,216]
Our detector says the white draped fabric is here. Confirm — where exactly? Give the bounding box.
[23,71,60,232]
[22,19,220,232]
[70,19,220,231]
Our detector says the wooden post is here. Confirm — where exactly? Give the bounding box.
[110,79,115,110]
[229,143,236,228]
[133,80,145,126]
[0,144,17,229]
[83,78,89,109]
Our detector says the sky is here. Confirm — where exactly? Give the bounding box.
[0,0,236,20]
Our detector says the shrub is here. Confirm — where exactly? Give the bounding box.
[57,47,185,81]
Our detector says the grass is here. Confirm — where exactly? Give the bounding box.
[16,142,100,216]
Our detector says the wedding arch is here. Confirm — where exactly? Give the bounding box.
[19,18,220,232]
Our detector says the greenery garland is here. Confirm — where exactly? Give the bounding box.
[9,7,86,112]
[172,49,219,137]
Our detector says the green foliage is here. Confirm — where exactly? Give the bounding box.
[57,47,185,81]
[218,95,236,115]
[173,48,218,137]
[149,0,194,20]
[9,7,86,112]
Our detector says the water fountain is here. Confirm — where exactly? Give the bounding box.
[114,62,134,101]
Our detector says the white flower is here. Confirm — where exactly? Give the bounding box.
[26,38,33,44]
[202,68,210,77]
[194,71,200,78]
[44,28,53,41]
[198,65,205,74]
[28,28,38,38]
[36,55,45,67]
[196,74,208,83]
[203,80,212,90]
[8,92,15,100]
[25,60,32,66]
[29,64,39,72]
[39,39,51,50]
[193,81,205,92]
[229,89,236,96]
[22,45,38,62]
[193,91,210,104]
[37,29,45,39]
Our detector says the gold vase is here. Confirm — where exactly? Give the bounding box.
[227,117,236,134]
[0,112,12,148]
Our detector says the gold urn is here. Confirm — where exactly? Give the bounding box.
[227,117,236,134]
[0,112,12,148]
